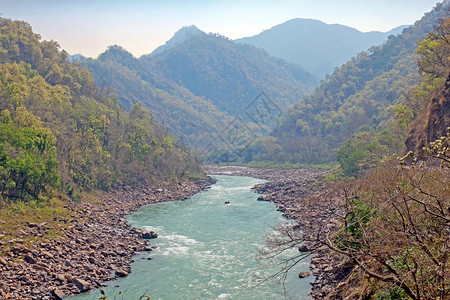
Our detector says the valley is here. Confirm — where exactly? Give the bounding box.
[0,1,449,299]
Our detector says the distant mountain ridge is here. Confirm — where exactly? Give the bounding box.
[236,19,410,76]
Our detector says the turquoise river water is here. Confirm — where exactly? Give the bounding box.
[69,175,312,299]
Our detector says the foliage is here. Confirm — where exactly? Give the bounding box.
[417,17,450,78]
[0,107,59,200]
[337,130,395,176]
[0,17,204,203]
[330,148,450,299]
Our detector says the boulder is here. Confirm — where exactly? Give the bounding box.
[41,251,54,259]
[73,278,90,292]
[55,274,66,283]
[24,254,37,264]
[142,230,158,239]
[298,244,310,253]
[0,257,8,265]
[52,289,65,300]
[115,269,129,277]
[299,272,311,278]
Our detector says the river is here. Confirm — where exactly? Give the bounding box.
[69,175,312,299]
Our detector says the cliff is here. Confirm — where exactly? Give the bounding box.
[406,72,450,156]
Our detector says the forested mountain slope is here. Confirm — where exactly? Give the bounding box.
[242,1,449,168]
[0,18,202,203]
[143,29,317,116]
[82,27,317,150]
[236,18,408,76]
[312,15,450,299]
[81,45,231,149]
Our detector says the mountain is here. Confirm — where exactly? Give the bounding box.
[240,0,450,169]
[82,28,318,151]
[83,45,232,150]
[142,30,317,116]
[236,19,410,76]
[150,25,207,57]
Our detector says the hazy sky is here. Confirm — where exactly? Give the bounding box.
[0,0,443,58]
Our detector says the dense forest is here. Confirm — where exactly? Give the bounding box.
[0,18,203,204]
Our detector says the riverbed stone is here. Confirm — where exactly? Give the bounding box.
[299,272,311,278]
[298,244,310,252]
[52,289,65,300]
[24,254,37,264]
[73,278,90,292]
[142,230,158,239]
[115,269,129,277]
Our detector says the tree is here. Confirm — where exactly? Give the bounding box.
[417,17,450,79]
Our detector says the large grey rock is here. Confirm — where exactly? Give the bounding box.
[52,289,65,300]
[73,278,90,292]
[142,230,158,239]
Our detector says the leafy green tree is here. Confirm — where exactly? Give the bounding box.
[417,17,450,78]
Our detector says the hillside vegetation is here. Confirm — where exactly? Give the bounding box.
[321,17,450,296]
[0,18,203,205]
[267,7,449,298]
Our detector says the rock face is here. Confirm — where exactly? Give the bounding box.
[406,72,450,156]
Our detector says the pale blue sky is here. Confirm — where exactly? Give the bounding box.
[0,0,443,58]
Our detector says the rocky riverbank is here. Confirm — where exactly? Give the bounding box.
[0,177,214,300]
[205,166,349,299]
